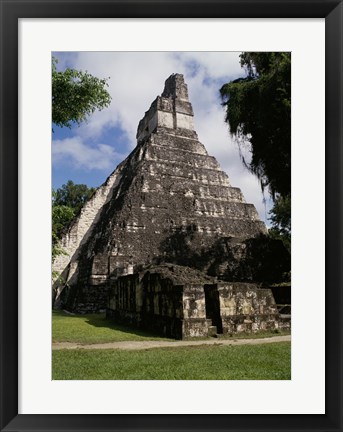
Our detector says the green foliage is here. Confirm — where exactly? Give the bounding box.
[269,194,291,256]
[269,194,291,235]
[51,204,73,280]
[52,181,95,266]
[52,56,111,129]
[53,180,95,214]
[52,342,291,380]
[221,52,291,258]
[52,240,67,261]
[268,228,291,258]
[52,204,75,242]
[220,52,291,198]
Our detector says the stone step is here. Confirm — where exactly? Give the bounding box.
[208,325,218,337]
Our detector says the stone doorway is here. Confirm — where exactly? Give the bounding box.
[204,285,223,334]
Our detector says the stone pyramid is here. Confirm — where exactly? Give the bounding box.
[53,73,268,312]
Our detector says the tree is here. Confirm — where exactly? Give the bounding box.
[52,204,75,243]
[268,195,291,254]
[52,203,74,282]
[220,52,291,198]
[53,180,95,214]
[52,57,111,129]
[220,52,291,244]
[52,181,95,284]
[52,182,95,259]
[269,194,291,235]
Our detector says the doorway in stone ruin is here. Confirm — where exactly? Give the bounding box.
[204,285,223,334]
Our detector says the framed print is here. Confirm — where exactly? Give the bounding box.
[0,1,342,431]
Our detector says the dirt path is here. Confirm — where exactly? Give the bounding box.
[52,335,291,351]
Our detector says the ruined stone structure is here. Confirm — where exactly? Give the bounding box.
[53,73,290,337]
[107,264,289,339]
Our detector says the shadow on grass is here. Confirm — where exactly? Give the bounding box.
[53,310,173,340]
[52,311,290,342]
[86,315,172,339]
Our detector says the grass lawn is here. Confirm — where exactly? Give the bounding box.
[52,310,172,344]
[52,342,291,380]
[52,311,291,380]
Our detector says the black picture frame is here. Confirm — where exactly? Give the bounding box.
[1,1,342,431]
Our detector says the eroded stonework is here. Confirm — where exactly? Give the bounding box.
[106,264,288,339]
[53,73,290,336]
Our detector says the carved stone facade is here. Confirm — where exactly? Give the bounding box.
[53,73,290,336]
[107,265,289,339]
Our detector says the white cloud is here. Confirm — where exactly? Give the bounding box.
[70,52,244,144]
[175,51,244,79]
[52,136,121,170]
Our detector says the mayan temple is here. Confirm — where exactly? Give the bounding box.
[53,73,290,338]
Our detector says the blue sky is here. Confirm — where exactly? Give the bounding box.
[52,52,272,223]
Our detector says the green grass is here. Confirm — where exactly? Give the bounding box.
[217,328,290,340]
[53,310,290,344]
[52,311,291,380]
[52,311,172,344]
[52,342,291,380]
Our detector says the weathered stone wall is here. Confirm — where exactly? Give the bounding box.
[62,120,267,311]
[182,285,210,338]
[106,265,284,339]
[107,265,214,339]
[63,282,110,314]
[56,73,289,314]
[107,274,142,325]
[137,74,196,143]
[52,161,125,303]
[204,283,280,334]
[107,270,185,338]
[141,272,184,338]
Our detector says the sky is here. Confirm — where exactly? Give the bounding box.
[52,52,273,225]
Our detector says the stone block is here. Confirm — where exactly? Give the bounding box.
[176,113,194,130]
[157,111,173,129]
